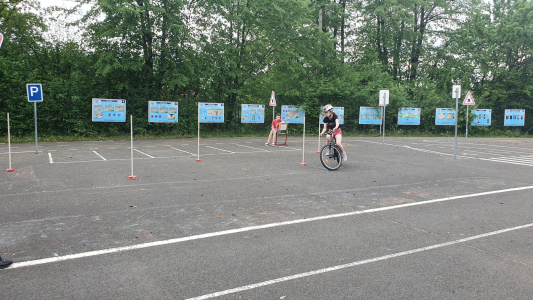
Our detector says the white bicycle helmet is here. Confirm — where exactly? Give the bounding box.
[322,104,333,113]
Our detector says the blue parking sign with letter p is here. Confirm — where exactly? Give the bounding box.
[26,83,43,102]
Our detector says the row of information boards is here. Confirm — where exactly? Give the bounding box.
[91,99,526,127]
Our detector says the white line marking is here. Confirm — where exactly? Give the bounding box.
[6,184,533,270]
[478,158,533,167]
[92,151,107,161]
[48,153,53,164]
[0,150,42,155]
[168,146,196,156]
[205,146,234,153]
[185,222,533,300]
[235,144,269,152]
[134,149,155,158]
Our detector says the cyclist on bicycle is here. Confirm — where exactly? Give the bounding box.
[320,104,347,161]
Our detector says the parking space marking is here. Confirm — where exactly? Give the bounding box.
[168,146,196,156]
[186,222,533,300]
[48,153,53,164]
[92,151,107,161]
[7,184,533,270]
[235,144,269,152]
[0,150,43,155]
[206,146,234,153]
[134,149,155,158]
[480,156,533,167]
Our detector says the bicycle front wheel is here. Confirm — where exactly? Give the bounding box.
[320,144,342,171]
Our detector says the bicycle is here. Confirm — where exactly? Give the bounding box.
[320,131,342,170]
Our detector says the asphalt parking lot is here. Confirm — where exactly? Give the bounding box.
[2,136,533,299]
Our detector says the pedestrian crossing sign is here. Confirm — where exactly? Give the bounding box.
[462,91,475,105]
[269,91,276,106]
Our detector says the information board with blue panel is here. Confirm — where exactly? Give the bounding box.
[359,107,382,125]
[398,108,421,125]
[435,108,456,125]
[92,99,126,122]
[471,109,491,126]
[504,109,525,126]
[320,107,344,124]
[199,103,224,123]
[241,104,265,123]
[281,105,305,124]
[148,102,178,123]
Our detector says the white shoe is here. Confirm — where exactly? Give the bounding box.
[271,144,276,147]
[342,153,347,161]
[265,143,269,146]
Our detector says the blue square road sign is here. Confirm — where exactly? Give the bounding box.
[26,83,43,102]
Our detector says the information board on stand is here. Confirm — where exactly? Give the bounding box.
[199,103,224,123]
[359,107,382,125]
[504,109,525,126]
[241,104,265,123]
[148,102,178,123]
[435,108,456,125]
[471,109,491,126]
[92,99,126,122]
[398,108,421,125]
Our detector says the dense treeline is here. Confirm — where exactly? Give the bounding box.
[0,0,532,138]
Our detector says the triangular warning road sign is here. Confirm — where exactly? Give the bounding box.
[462,91,475,105]
[269,91,276,106]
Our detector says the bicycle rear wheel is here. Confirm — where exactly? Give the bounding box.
[320,144,342,170]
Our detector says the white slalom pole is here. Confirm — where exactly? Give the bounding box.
[196,107,201,162]
[317,115,321,153]
[6,113,15,172]
[300,118,306,166]
[128,115,136,180]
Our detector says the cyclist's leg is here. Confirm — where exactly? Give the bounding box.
[335,134,345,153]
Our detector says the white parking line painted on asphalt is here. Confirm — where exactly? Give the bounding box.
[92,151,107,161]
[7,184,533,270]
[205,146,234,153]
[185,222,533,300]
[168,146,196,156]
[48,153,53,164]
[479,157,533,167]
[134,149,155,158]
[235,144,269,152]
[0,150,42,155]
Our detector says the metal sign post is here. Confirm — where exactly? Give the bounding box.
[269,91,276,122]
[379,90,389,144]
[453,85,461,159]
[26,83,43,154]
[462,91,476,141]
[466,106,469,141]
